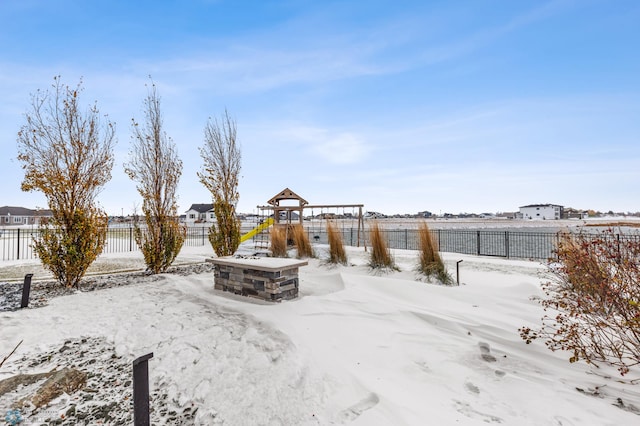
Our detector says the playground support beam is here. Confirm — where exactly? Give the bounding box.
[256,203,365,248]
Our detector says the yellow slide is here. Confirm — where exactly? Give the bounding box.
[240,217,274,242]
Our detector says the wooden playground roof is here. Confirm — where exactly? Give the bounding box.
[260,187,363,212]
[267,188,308,206]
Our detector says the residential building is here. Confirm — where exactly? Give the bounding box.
[562,208,588,219]
[519,204,563,220]
[184,204,215,224]
[0,206,53,226]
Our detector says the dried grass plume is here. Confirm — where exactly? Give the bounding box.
[327,220,347,265]
[292,224,314,258]
[417,221,452,284]
[270,226,288,258]
[369,221,397,270]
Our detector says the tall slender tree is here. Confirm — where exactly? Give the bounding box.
[198,110,242,256]
[17,77,115,288]
[124,81,185,273]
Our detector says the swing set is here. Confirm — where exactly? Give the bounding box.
[254,188,365,248]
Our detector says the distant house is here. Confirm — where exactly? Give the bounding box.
[0,206,53,226]
[562,208,588,219]
[496,212,517,219]
[364,211,386,219]
[519,204,563,220]
[184,204,215,224]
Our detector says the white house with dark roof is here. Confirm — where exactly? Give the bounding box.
[184,204,215,224]
[0,206,53,226]
[519,204,563,220]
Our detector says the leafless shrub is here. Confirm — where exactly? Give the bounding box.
[520,229,640,378]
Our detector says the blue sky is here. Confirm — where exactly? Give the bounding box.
[1,0,639,216]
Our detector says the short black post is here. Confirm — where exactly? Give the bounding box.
[133,352,154,426]
[456,260,463,285]
[21,274,33,308]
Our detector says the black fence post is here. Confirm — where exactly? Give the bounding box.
[476,230,481,256]
[133,352,154,426]
[505,231,510,259]
[456,260,463,285]
[21,274,33,308]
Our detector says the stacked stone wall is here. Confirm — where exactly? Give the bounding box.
[213,264,299,301]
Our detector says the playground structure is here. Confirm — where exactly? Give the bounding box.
[251,188,365,249]
[239,217,274,243]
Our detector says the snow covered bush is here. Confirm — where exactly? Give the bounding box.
[520,229,640,377]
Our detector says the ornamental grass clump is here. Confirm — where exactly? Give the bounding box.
[292,224,314,258]
[417,222,452,284]
[520,229,640,377]
[369,222,397,270]
[327,220,348,265]
[270,226,288,258]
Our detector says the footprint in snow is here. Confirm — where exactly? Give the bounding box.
[339,392,380,421]
[478,342,497,362]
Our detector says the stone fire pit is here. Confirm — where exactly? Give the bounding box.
[207,256,308,301]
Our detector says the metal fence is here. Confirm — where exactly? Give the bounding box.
[2,225,638,262]
[0,226,219,261]
[306,228,564,260]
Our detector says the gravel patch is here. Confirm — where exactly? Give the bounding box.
[0,263,216,313]
[1,337,198,425]
[1,263,217,425]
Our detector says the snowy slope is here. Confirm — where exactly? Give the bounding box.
[1,246,639,425]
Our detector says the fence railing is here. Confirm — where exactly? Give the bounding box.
[2,225,638,262]
[304,227,640,261]
[305,228,566,260]
[0,225,220,261]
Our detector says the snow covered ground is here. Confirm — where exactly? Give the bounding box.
[1,244,639,425]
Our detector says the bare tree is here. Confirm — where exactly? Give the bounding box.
[198,110,242,256]
[124,81,185,273]
[17,77,115,288]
